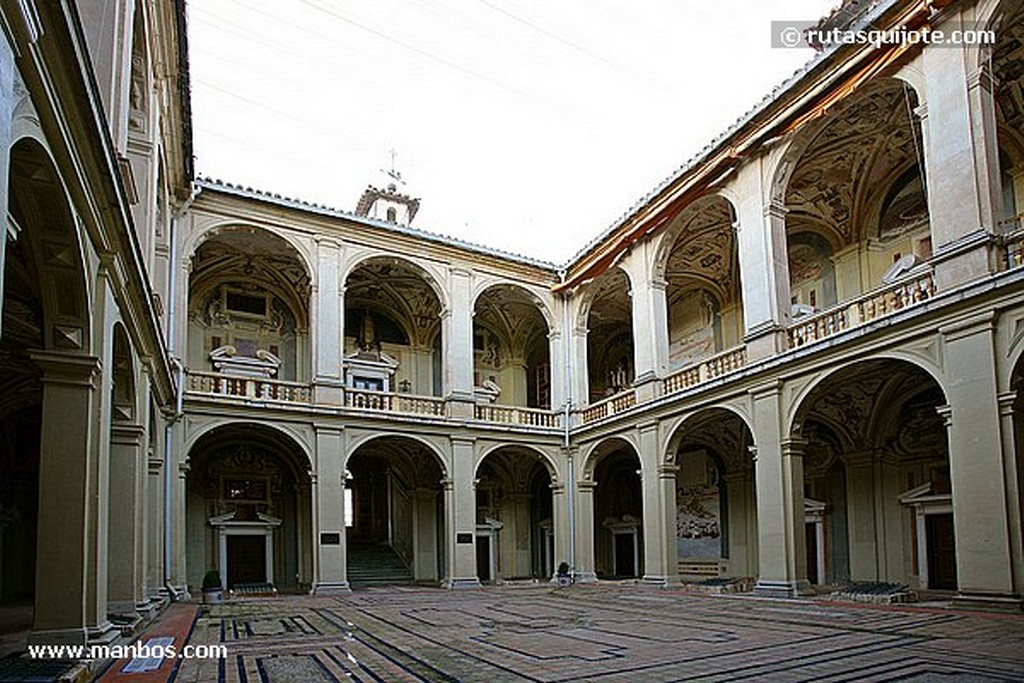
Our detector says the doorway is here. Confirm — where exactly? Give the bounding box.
[227,535,266,587]
[925,513,957,590]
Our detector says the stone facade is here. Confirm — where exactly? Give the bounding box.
[0,0,1022,648]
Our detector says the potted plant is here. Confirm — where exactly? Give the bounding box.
[202,570,224,604]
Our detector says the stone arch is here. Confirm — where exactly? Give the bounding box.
[580,434,640,480]
[472,283,554,409]
[342,252,450,317]
[344,431,449,479]
[575,265,632,331]
[185,220,315,287]
[472,281,557,333]
[786,352,948,440]
[476,442,560,484]
[474,444,558,581]
[8,137,92,353]
[184,420,314,471]
[184,421,315,590]
[663,403,755,463]
[110,322,137,423]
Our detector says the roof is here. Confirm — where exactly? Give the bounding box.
[194,177,561,273]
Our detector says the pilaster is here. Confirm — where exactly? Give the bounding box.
[311,426,349,594]
[444,437,481,588]
[312,237,344,404]
[941,317,1021,608]
[29,352,110,645]
[751,382,810,597]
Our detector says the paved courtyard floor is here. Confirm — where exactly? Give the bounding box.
[172,585,1024,683]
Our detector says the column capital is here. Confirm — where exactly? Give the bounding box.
[997,391,1017,416]
[110,422,146,446]
[936,404,952,427]
[657,463,679,479]
[29,351,100,388]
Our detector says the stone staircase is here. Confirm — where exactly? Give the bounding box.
[347,542,414,587]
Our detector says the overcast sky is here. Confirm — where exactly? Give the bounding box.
[188,0,832,264]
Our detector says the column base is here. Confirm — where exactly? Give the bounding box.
[443,577,482,590]
[573,571,598,584]
[28,627,89,647]
[87,620,119,646]
[953,591,1023,613]
[753,579,813,598]
[311,581,351,595]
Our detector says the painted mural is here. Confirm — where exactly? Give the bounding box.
[676,450,722,559]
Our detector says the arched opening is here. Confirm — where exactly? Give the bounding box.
[343,257,443,397]
[187,227,311,382]
[992,2,1024,232]
[783,79,931,315]
[475,447,554,582]
[584,268,633,403]
[588,439,643,579]
[345,436,445,586]
[660,197,744,369]
[793,359,952,590]
[1010,356,1024,576]
[0,138,90,641]
[473,285,551,409]
[669,409,757,582]
[185,424,313,592]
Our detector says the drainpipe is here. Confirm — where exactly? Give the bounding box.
[558,269,576,580]
[163,183,200,597]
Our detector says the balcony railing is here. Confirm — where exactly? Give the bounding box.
[344,387,447,417]
[1002,228,1024,270]
[474,404,562,428]
[788,269,936,348]
[663,345,747,395]
[185,371,312,404]
[580,389,636,425]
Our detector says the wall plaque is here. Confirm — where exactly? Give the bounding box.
[320,532,341,545]
[456,533,474,544]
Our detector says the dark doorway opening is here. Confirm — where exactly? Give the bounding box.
[227,536,266,587]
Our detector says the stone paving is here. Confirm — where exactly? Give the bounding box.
[173,585,1024,682]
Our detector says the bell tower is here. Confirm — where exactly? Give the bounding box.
[355,149,420,226]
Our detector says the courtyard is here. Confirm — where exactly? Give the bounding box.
[165,586,1024,682]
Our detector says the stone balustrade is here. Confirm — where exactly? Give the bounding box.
[788,270,936,348]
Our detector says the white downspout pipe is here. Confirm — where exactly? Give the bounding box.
[558,270,576,579]
[163,183,199,596]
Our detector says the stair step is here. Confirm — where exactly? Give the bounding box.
[347,544,414,586]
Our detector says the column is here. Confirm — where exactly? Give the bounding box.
[108,423,146,614]
[920,43,998,288]
[626,265,669,402]
[312,426,348,593]
[0,35,15,335]
[146,417,164,600]
[751,382,809,597]
[723,470,755,577]
[313,238,344,404]
[574,480,598,582]
[570,318,589,409]
[845,451,879,581]
[998,392,1024,598]
[942,316,1021,608]
[413,488,439,582]
[550,481,568,580]
[547,329,565,410]
[445,437,480,588]
[735,159,791,359]
[444,269,475,417]
[29,352,106,645]
[638,421,673,584]
[295,482,312,587]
